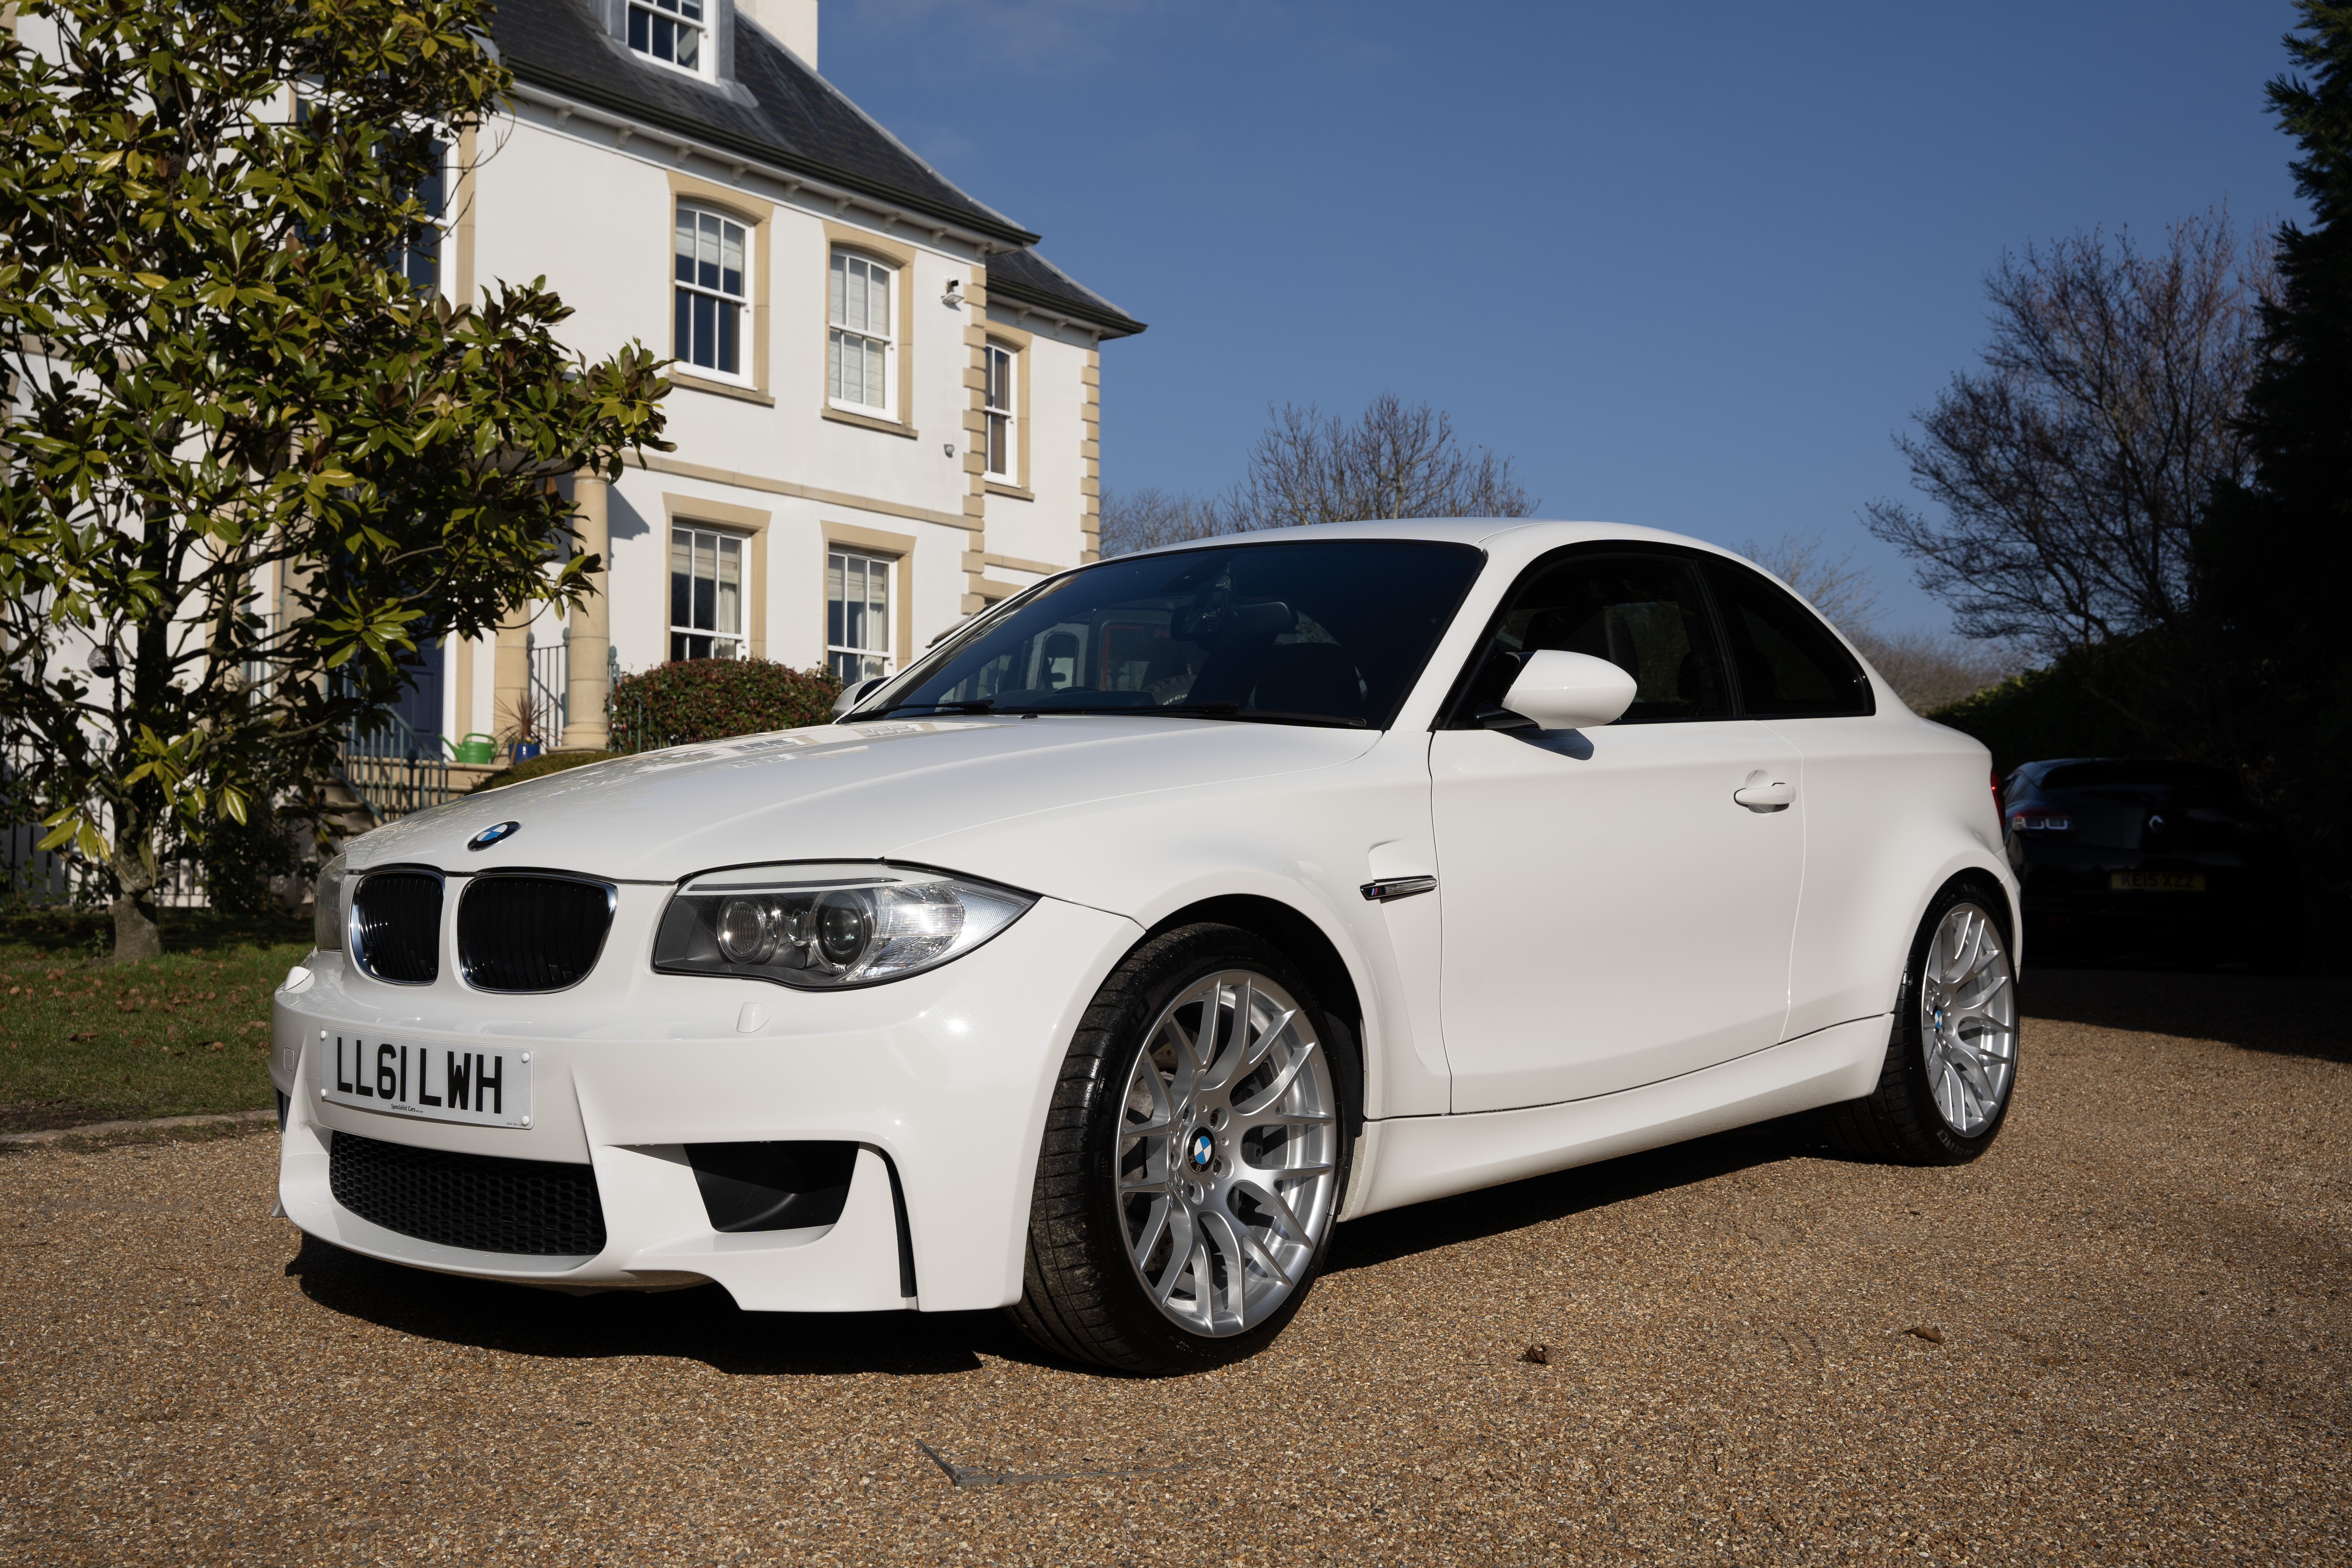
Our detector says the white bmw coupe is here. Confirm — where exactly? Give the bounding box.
[272,520,2020,1373]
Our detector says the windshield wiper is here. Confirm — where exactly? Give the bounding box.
[867,699,995,717]
[1036,702,1368,729]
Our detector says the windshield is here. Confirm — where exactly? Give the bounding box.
[860,538,1484,728]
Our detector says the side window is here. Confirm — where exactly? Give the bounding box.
[670,526,743,662]
[390,137,446,296]
[1703,559,1874,717]
[983,342,1016,480]
[675,204,748,379]
[828,251,894,415]
[1454,552,1732,725]
[827,549,892,683]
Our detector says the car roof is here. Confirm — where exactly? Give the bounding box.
[1114,517,1746,559]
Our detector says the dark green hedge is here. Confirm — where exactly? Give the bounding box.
[1927,642,2154,777]
[608,658,842,750]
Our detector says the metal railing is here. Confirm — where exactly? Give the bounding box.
[528,625,568,744]
[335,709,461,828]
[1,731,207,910]
[605,648,677,755]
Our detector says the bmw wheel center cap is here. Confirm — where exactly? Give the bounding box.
[468,820,521,851]
[1188,1129,1215,1171]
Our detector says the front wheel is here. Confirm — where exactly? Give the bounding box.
[1818,882,2020,1165]
[1009,924,1356,1374]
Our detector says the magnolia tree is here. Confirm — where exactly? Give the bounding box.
[0,0,670,960]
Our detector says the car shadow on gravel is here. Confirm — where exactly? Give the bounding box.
[1325,1116,1820,1278]
[283,1119,1835,1378]
[2021,967,2343,1064]
[285,1233,1025,1376]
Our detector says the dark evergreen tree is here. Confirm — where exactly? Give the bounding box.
[2202,0,2352,916]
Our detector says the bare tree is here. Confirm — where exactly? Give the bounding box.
[1736,531,1884,633]
[1095,485,1240,557]
[1099,394,1535,556]
[1863,212,2270,659]
[1738,531,2018,711]
[1845,628,2025,714]
[1233,392,1535,528]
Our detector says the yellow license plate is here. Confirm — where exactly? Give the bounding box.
[2110,871,2205,893]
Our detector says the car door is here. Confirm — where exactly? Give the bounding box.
[1430,548,1804,1113]
[1695,556,1895,1041]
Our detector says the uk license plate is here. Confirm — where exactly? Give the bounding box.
[2111,871,2205,893]
[318,1034,533,1128]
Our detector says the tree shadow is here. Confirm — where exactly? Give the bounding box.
[2020,966,2345,1064]
[1326,1115,1822,1276]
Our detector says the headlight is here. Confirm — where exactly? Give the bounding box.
[314,853,349,952]
[653,863,1035,989]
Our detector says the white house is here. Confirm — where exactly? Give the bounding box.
[387,0,1145,751]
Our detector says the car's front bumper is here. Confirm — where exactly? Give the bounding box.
[271,892,1140,1312]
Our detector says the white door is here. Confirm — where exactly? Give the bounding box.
[1692,552,1898,1040]
[1430,548,1804,1113]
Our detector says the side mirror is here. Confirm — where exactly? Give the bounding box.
[831,676,888,719]
[1501,650,1637,731]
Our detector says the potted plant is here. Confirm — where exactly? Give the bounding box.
[504,690,544,762]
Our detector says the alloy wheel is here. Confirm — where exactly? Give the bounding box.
[1114,970,1339,1337]
[1920,902,2017,1136]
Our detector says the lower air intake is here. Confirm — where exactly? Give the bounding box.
[457,874,616,993]
[328,1131,607,1256]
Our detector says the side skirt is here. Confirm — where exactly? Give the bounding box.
[1343,1015,1888,1218]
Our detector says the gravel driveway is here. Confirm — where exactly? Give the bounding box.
[3,969,2344,1566]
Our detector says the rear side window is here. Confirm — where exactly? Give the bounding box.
[1703,559,1874,718]
[1454,551,1733,724]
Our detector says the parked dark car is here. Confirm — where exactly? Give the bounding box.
[2002,758,2301,971]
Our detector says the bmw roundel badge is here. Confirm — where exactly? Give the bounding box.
[1189,1129,1215,1170]
[468,820,521,851]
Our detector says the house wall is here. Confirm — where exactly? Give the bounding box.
[445,102,1105,746]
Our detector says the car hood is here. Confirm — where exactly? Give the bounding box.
[347,716,1379,886]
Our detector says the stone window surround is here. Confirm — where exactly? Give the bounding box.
[980,321,1033,500]
[821,521,917,675]
[821,221,919,439]
[660,492,771,660]
[665,172,775,407]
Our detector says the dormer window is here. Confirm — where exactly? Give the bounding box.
[628,0,706,74]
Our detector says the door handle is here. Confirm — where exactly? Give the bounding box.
[1733,769,1793,812]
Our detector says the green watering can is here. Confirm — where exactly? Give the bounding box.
[453,732,499,766]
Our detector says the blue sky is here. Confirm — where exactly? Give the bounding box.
[823,1,2304,635]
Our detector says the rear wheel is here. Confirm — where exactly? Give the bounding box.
[1009,924,1354,1374]
[1818,882,2019,1165]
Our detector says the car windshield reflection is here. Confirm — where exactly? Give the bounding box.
[862,538,1484,730]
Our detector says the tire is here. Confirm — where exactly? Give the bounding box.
[1008,923,1359,1374]
[1817,880,2020,1166]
